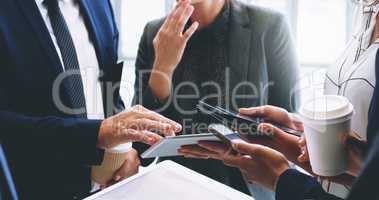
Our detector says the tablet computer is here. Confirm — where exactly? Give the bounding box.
[141,133,220,159]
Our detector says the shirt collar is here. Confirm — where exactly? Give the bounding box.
[206,2,230,35]
[36,0,72,6]
[190,2,231,41]
[35,0,45,6]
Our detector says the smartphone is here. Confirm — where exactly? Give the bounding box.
[208,124,245,147]
[198,101,302,137]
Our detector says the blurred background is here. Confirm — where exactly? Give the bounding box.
[111,0,355,107]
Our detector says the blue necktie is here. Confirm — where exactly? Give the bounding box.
[44,0,87,118]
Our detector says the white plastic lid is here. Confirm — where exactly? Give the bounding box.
[299,95,354,121]
[106,143,132,154]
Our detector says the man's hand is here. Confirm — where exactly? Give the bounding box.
[97,105,182,149]
[149,0,199,100]
[107,148,140,186]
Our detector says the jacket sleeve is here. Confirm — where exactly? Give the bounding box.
[367,50,379,144]
[347,129,379,200]
[276,169,342,200]
[0,88,104,166]
[265,14,300,112]
[0,26,104,167]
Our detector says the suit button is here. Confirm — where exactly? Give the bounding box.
[73,196,78,200]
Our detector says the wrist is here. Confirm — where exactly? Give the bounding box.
[152,60,176,76]
[149,64,174,101]
[97,119,112,149]
[273,164,290,191]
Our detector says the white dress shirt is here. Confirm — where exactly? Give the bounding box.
[35,0,105,120]
[325,3,378,141]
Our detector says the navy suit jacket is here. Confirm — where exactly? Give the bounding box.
[275,50,379,200]
[0,0,123,199]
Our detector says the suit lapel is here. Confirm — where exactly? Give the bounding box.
[227,1,252,109]
[14,0,64,76]
[15,0,107,74]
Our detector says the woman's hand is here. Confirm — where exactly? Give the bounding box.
[297,131,367,177]
[225,142,290,191]
[178,141,231,160]
[345,133,367,177]
[239,105,304,132]
[179,106,304,164]
[297,135,309,163]
[149,0,199,100]
[184,141,291,191]
[239,106,304,164]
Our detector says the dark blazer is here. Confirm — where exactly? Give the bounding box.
[0,0,123,199]
[275,50,379,200]
[0,145,18,200]
[133,0,299,195]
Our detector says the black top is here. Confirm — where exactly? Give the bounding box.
[160,4,251,194]
[172,3,231,134]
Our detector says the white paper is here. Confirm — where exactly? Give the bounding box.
[85,161,254,200]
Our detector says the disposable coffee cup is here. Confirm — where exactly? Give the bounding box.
[92,143,132,185]
[299,95,354,177]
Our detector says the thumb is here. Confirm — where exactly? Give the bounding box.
[239,107,261,116]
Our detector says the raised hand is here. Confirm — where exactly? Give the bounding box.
[149,0,199,100]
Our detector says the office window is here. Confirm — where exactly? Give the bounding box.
[114,0,353,106]
[243,0,348,67]
[111,0,171,106]
[113,0,169,60]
